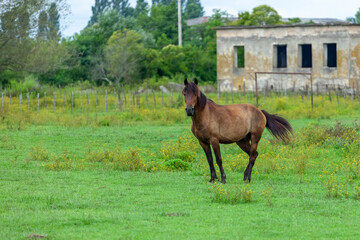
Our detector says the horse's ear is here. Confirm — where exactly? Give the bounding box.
[194,78,198,85]
[184,78,188,85]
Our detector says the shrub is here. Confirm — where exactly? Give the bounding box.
[111,149,146,171]
[163,159,191,171]
[160,134,199,162]
[210,183,253,204]
[27,146,49,162]
[44,151,73,171]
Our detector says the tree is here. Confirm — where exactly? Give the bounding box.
[88,0,135,26]
[38,11,49,39]
[88,0,110,26]
[346,8,360,23]
[0,0,69,73]
[134,0,149,17]
[138,1,180,48]
[48,2,60,40]
[112,0,134,17]
[184,0,204,20]
[152,0,174,6]
[287,17,301,24]
[105,30,145,84]
[231,5,282,26]
[159,45,187,76]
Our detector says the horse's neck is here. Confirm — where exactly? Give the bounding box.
[191,92,208,124]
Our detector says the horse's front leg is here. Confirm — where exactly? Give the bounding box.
[210,140,226,184]
[199,141,218,183]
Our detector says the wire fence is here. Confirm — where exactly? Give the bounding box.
[0,82,359,114]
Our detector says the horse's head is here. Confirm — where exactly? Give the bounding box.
[182,78,200,116]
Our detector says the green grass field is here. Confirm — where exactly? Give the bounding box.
[1,97,360,239]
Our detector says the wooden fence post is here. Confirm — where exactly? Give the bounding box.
[1,92,3,111]
[10,94,12,105]
[153,90,156,108]
[19,93,22,110]
[118,90,122,111]
[105,90,108,112]
[161,91,164,107]
[123,90,126,109]
[137,93,140,109]
[80,90,83,113]
[27,93,30,110]
[71,91,74,113]
[114,90,117,111]
[37,93,39,113]
[86,90,90,111]
[53,92,56,112]
[96,90,98,113]
[171,91,173,106]
[44,92,47,108]
[63,91,66,109]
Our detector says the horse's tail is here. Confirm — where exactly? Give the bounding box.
[261,110,293,142]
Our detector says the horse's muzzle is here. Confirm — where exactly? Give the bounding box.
[185,107,194,116]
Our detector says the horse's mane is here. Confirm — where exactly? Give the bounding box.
[186,82,212,110]
[199,91,215,110]
[199,91,207,110]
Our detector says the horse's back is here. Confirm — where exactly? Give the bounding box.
[206,102,266,142]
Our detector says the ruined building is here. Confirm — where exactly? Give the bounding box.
[216,23,360,92]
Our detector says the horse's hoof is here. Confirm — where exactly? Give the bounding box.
[221,179,226,184]
[243,178,250,183]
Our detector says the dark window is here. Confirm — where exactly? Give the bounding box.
[326,43,337,67]
[236,46,245,68]
[277,45,287,68]
[301,44,312,68]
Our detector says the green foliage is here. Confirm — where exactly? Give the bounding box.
[159,45,188,76]
[237,46,245,68]
[287,17,302,24]
[134,0,149,17]
[88,0,134,26]
[164,159,191,171]
[184,0,204,20]
[211,182,253,204]
[48,2,60,40]
[105,29,145,84]
[139,2,179,47]
[230,5,282,26]
[346,8,360,23]
[7,75,40,95]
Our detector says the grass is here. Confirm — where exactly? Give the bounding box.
[0,95,360,239]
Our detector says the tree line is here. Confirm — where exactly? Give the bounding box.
[1,0,359,91]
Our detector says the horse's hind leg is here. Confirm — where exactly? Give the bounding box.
[237,134,260,182]
[199,141,218,183]
[210,140,226,184]
[246,134,261,182]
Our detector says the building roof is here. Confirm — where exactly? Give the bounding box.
[187,16,351,27]
[216,22,360,30]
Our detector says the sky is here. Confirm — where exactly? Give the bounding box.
[62,0,360,37]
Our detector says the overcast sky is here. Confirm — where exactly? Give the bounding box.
[62,0,360,37]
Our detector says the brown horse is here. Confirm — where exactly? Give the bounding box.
[182,78,293,183]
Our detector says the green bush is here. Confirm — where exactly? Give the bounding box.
[164,159,191,171]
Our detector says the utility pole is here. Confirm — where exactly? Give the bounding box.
[178,0,182,46]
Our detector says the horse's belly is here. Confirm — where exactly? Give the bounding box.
[216,119,250,143]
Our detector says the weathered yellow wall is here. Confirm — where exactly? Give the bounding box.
[217,24,360,92]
